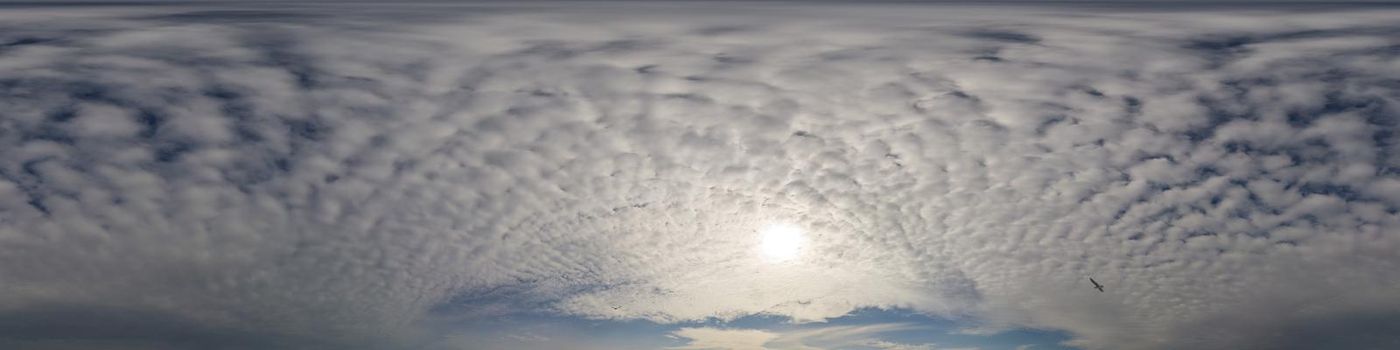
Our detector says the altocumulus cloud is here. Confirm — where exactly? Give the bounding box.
[1,2,1399,350]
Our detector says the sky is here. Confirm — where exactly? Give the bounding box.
[0,1,1398,350]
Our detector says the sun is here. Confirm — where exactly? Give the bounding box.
[760,223,805,262]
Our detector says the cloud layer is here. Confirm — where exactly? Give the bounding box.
[670,323,935,350]
[1,2,1399,349]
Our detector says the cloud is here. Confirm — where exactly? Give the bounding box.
[670,323,928,350]
[1,2,1399,350]
[670,328,780,350]
[865,340,941,350]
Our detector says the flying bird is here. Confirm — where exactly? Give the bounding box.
[1089,278,1105,293]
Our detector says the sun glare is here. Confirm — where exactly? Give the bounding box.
[760,223,805,262]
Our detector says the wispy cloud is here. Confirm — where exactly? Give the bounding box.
[866,340,943,350]
[670,328,781,350]
[670,323,930,350]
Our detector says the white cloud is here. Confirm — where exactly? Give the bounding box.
[670,323,927,350]
[866,340,940,350]
[670,328,781,350]
[0,2,1398,350]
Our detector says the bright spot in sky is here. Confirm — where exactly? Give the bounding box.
[760,223,805,262]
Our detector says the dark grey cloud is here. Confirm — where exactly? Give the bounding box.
[0,304,330,350]
[0,2,1398,350]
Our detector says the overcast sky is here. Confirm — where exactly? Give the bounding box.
[1,2,1398,350]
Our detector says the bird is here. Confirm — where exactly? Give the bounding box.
[611,305,622,310]
[1089,278,1105,292]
